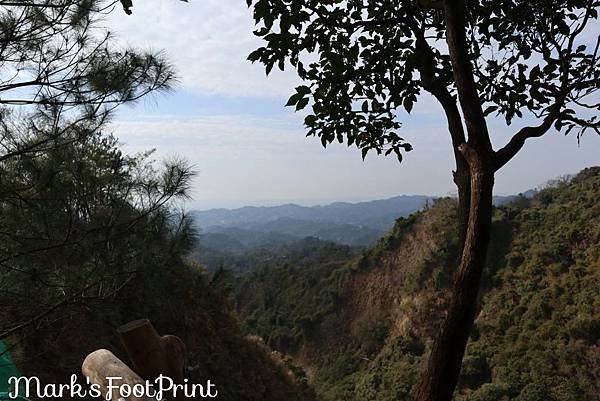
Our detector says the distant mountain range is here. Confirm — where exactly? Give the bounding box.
[191,193,534,253]
[191,195,432,250]
[193,195,433,230]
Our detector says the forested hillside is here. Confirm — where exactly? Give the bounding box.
[0,130,313,401]
[234,167,600,401]
[193,236,358,274]
[2,1,597,401]
[0,2,316,399]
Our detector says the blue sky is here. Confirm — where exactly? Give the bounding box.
[107,0,599,210]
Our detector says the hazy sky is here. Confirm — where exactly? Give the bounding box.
[106,0,599,210]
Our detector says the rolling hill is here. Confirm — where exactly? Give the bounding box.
[232,167,599,401]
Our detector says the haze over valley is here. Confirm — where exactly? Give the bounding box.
[190,192,533,272]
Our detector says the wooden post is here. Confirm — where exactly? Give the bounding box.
[82,349,149,401]
[117,319,187,384]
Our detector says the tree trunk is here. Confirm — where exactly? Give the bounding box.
[82,349,151,401]
[454,163,471,251]
[117,319,187,384]
[414,148,494,401]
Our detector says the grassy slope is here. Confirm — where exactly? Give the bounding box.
[235,167,600,401]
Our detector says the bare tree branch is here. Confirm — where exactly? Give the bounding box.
[493,104,562,171]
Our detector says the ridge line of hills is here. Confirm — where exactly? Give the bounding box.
[192,193,530,230]
[232,167,600,401]
[190,193,535,264]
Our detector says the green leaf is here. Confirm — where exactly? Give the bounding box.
[120,0,133,15]
[265,61,274,75]
[403,97,413,114]
[484,105,499,116]
[296,97,309,111]
[296,85,311,95]
[247,49,263,62]
[286,92,302,107]
[304,114,317,126]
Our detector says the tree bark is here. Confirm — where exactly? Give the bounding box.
[117,319,187,384]
[412,31,471,250]
[414,147,494,401]
[414,1,496,400]
[453,163,471,249]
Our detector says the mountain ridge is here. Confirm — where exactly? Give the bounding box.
[192,195,434,231]
[232,167,599,401]
[192,194,531,229]
[191,194,533,254]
